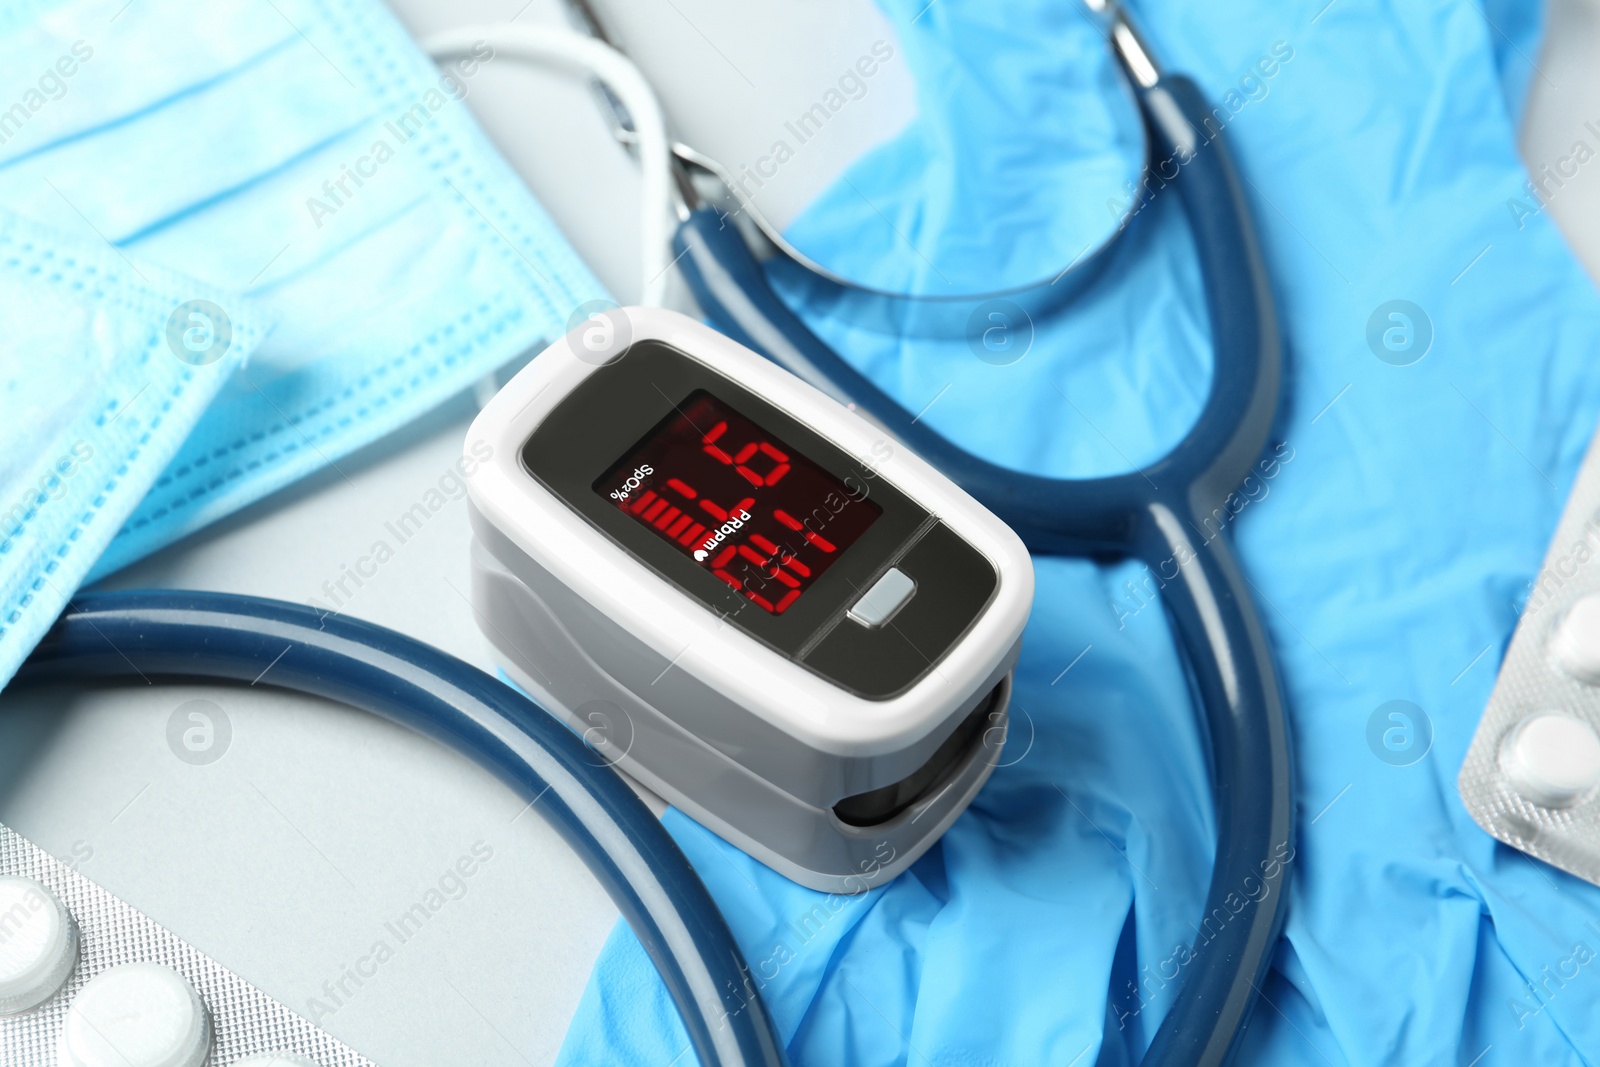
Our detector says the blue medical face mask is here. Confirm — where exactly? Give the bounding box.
[0,0,607,580]
[0,208,268,686]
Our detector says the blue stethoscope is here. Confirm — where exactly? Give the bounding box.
[669,7,1292,1065]
[19,6,1291,1067]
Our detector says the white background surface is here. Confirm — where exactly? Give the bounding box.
[1,1,1599,1065]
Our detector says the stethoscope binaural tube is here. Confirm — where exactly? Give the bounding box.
[669,28,1294,1067]
[16,590,790,1067]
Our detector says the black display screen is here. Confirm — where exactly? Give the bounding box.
[592,390,882,615]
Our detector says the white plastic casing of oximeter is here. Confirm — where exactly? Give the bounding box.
[464,307,1033,891]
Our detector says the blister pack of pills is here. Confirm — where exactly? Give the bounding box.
[1459,430,1600,885]
[0,820,378,1067]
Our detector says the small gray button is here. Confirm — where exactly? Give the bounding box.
[848,567,916,628]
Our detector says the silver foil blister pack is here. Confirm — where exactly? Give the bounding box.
[1460,431,1600,884]
[1,820,378,1066]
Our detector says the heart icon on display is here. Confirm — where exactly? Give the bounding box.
[693,549,708,562]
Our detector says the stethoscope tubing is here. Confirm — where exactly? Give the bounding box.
[16,589,790,1067]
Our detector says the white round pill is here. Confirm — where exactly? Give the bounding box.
[0,876,78,1015]
[234,1055,323,1067]
[1500,711,1600,808]
[1551,594,1600,684]
[59,962,211,1067]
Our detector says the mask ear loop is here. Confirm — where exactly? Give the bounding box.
[423,25,675,308]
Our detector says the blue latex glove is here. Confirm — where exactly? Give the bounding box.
[558,1,1600,1064]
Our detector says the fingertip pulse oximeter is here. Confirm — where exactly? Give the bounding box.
[464,307,1032,891]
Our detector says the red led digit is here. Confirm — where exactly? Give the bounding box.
[701,421,733,465]
[805,530,836,553]
[594,389,882,616]
[733,441,791,489]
